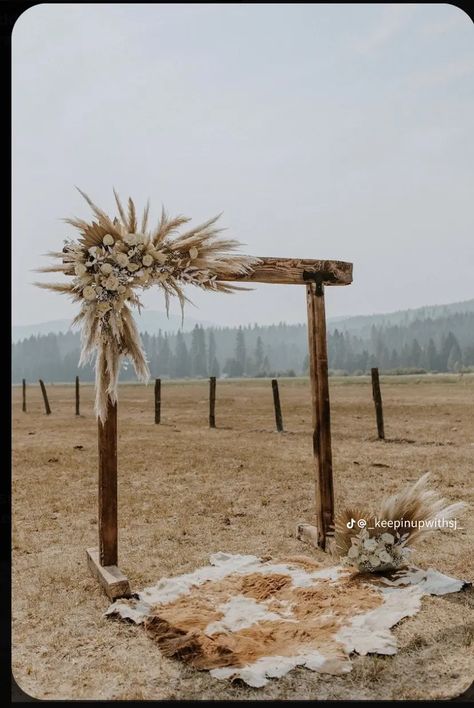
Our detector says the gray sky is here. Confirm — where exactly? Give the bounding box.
[12,4,474,327]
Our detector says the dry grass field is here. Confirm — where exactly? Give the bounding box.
[12,375,474,700]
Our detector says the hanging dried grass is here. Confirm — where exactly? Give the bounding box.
[36,189,259,421]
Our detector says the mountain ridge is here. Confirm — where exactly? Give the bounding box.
[12,299,474,343]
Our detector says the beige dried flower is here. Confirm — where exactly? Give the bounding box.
[82,285,96,301]
[104,274,119,291]
[100,263,113,275]
[115,253,129,267]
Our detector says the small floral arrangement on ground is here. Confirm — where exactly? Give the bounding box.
[334,473,466,574]
[36,189,258,421]
[345,528,412,573]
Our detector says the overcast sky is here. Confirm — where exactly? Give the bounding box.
[12,4,474,327]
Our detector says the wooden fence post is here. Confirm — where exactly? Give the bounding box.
[271,379,283,432]
[371,367,385,440]
[209,376,216,428]
[154,378,161,424]
[22,379,26,412]
[75,376,80,416]
[306,280,334,551]
[39,379,51,415]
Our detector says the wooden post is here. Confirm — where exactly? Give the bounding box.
[86,395,131,600]
[209,376,216,428]
[306,281,335,550]
[75,376,80,416]
[154,378,161,424]
[371,367,385,440]
[39,379,51,415]
[22,379,26,412]
[271,379,284,432]
[98,396,118,566]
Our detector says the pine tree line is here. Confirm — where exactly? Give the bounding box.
[12,312,474,383]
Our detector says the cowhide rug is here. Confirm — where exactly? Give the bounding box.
[106,552,469,688]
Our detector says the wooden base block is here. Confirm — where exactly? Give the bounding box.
[86,548,132,600]
[296,523,320,548]
[296,524,337,556]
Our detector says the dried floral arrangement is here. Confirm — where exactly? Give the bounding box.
[334,473,466,573]
[36,190,258,421]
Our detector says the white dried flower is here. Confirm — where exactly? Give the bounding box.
[118,285,127,294]
[115,253,129,267]
[123,233,138,246]
[347,546,359,558]
[95,286,103,296]
[97,301,111,313]
[368,555,381,567]
[381,532,395,544]
[363,538,377,551]
[378,550,392,563]
[100,263,113,275]
[82,285,96,301]
[128,262,140,272]
[88,246,99,255]
[142,254,153,267]
[189,247,199,260]
[104,274,119,291]
[103,234,114,246]
[75,263,87,277]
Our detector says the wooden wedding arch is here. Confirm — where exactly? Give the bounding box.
[87,257,353,599]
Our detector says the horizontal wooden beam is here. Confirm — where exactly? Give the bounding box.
[220,258,352,286]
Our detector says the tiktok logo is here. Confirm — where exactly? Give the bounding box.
[346,518,367,529]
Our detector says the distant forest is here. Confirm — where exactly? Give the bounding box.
[12,311,474,382]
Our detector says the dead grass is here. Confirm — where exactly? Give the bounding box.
[12,375,474,699]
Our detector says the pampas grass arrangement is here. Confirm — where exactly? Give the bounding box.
[36,189,258,421]
[335,473,466,573]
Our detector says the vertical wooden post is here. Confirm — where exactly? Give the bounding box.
[98,396,118,566]
[371,367,385,440]
[209,376,216,428]
[75,376,80,416]
[306,281,334,550]
[154,378,161,424]
[39,379,51,415]
[22,379,26,412]
[271,379,284,432]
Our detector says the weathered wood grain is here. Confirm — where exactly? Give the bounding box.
[371,367,385,440]
[220,257,352,285]
[86,547,131,600]
[98,396,118,566]
[313,282,335,547]
[209,377,216,429]
[306,283,335,550]
[154,378,161,425]
[39,379,51,415]
[75,376,80,416]
[271,379,284,432]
